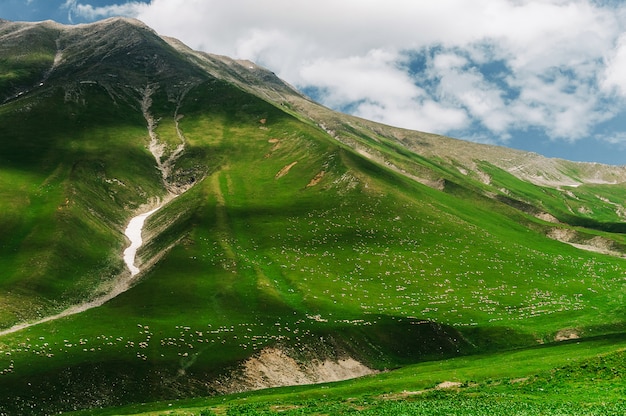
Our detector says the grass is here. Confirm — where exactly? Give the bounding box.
[3,81,626,412]
[0,83,169,327]
[69,334,626,415]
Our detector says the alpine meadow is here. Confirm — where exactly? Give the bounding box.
[2,17,626,415]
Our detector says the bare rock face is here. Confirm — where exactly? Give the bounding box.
[213,347,376,394]
[554,328,580,341]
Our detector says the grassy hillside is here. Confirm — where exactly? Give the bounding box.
[74,334,626,415]
[0,82,166,328]
[2,18,626,415]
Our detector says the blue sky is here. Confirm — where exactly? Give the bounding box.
[3,1,626,165]
[0,0,114,23]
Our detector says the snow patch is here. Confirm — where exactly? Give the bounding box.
[123,206,161,276]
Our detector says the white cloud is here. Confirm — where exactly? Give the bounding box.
[596,131,626,150]
[356,100,469,134]
[300,50,415,105]
[63,0,147,23]
[74,2,147,20]
[66,0,626,150]
[298,50,469,132]
[428,51,513,135]
[602,33,626,96]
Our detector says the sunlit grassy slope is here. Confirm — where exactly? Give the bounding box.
[2,18,626,415]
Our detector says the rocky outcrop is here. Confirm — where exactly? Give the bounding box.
[213,347,376,394]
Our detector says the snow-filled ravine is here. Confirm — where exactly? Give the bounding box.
[123,206,161,276]
[0,204,165,336]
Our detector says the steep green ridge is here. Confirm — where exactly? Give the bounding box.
[0,19,188,328]
[1,18,626,414]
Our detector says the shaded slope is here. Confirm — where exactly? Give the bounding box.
[81,334,626,415]
[0,17,207,327]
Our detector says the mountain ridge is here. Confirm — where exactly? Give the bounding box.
[151,18,626,189]
[3,16,625,180]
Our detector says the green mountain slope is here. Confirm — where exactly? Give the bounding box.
[1,17,626,414]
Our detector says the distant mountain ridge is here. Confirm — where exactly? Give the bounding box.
[3,16,625,187]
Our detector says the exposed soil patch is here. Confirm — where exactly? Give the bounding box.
[547,227,577,243]
[476,169,491,185]
[548,228,624,257]
[555,328,580,341]
[265,138,281,158]
[275,161,298,179]
[536,212,560,223]
[377,381,461,401]
[378,390,424,400]
[306,170,325,187]
[510,377,529,384]
[436,381,462,389]
[214,347,375,394]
